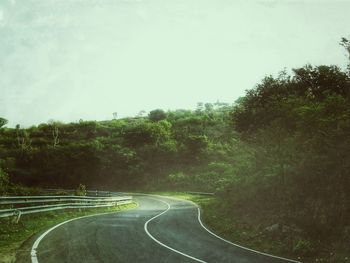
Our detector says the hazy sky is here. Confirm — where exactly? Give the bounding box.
[0,0,349,127]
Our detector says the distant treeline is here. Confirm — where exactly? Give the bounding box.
[0,102,234,190]
[1,40,350,259]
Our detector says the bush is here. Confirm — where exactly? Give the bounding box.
[293,239,315,256]
[75,184,86,196]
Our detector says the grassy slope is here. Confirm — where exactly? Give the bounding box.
[0,203,136,263]
[155,192,350,263]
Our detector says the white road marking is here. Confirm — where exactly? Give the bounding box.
[195,207,302,263]
[143,194,302,263]
[30,194,301,263]
[31,217,78,263]
[31,206,138,263]
[144,198,207,263]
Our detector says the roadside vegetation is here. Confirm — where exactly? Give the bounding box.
[0,38,350,262]
[0,203,136,263]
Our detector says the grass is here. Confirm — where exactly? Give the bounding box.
[155,192,350,263]
[0,202,137,263]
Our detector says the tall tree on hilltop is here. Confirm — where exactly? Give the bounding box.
[340,37,350,74]
[148,109,167,122]
[0,118,8,128]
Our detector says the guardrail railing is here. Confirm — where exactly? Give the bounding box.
[0,194,133,219]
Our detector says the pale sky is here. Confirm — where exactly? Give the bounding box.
[0,0,349,127]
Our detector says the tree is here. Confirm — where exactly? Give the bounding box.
[340,37,350,60]
[137,110,146,117]
[47,120,61,148]
[148,109,167,122]
[52,125,60,148]
[0,118,8,128]
[340,37,350,73]
[16,126,32,152]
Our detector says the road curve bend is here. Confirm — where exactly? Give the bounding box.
[17,195,301,263]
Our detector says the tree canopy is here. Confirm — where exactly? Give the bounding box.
[0,118,8,128]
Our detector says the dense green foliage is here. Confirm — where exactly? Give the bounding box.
[228,64,350,260]
[1,42,350,261]
[0,102,233,191]
[231,65,350,231]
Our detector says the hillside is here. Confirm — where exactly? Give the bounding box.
[1,61,350,261]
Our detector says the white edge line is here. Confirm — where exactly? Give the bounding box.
[144,198,207,263]
[196,207,302,263]
[132,193,302,263]
[31,203,138,263]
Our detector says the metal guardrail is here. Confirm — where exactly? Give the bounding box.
[0,194,133,219]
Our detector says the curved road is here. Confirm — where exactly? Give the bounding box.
[17,195,300,263]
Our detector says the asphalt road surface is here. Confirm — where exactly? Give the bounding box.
[17,195,300,263]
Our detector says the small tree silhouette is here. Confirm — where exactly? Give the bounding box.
[75,184,86,196]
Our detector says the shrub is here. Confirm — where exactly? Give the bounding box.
[293,239,315,256]
[75,184,86,196]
